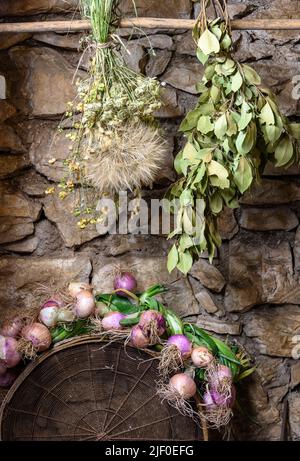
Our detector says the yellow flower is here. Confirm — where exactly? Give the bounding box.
[77,218,89,229]
[45,187,55,195]
[59,191,68,200]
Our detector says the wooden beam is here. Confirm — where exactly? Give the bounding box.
[0,18,300,34]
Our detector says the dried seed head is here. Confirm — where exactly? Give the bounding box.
[84,122,168,194]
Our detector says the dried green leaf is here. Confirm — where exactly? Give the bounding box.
[210,85,221,103]
[265,125,282,143]
[177,250,193,275]
[199,102,215,115]
[167,244,179,273]
[214,113,228,139]
[260,102,275,125]
[234,157,253,193]
[226,113,238,136]
[197,115,214,134]
[179,108,201,132]
[207,159,229,179]
[198,28,220,55]
[209,191,223,214]
[221,33,232,50]
[196,48,209,65]
[180,189,193,206]
[174,151,189,176]
[183,208,194,234]
[236,123,256,154]
[288,123,300,140]
[274,136,294,167]
[231,70,243,92]
[242,64,261,85]
[210,175,230,189]
[182,142,198,160]
[179,234,194,251]
[238,110,252,131]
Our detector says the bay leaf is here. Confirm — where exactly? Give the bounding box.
[209,192,223,214]
[197,115,214,134]
[207,159,229,179]
[274,136,294,167]
[214,113,228,139]
[177,250,193,275]
[167,244,179,273]
[260,101,275,125]
[231,71,243,92]
[198,28,220,55]
[234,157,253,193]
[242,64,261,85]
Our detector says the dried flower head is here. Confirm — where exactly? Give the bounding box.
[84,122,168,194]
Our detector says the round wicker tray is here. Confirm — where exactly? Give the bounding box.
[0,335,202,441]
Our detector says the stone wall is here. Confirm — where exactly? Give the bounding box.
[0,0,300,440]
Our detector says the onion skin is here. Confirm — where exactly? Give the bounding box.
[0,368,17,388]
[167,335,191,358]
[57,308,75,323]
[102,312,126,331]
[21,323,52,352]
[169,373,197,399]
[209,365,232,388]
[114,272,137,297]
[0,336,22,368]
[0,317,24,338]
[130,325,150,349]
[39,306,59,328]
[73,290,95,319]
[139,310,165,337]
[68,282,92,298]
[191,346,214,368]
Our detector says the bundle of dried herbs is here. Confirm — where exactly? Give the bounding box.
[53,0,166,228]
[167,0,300,274]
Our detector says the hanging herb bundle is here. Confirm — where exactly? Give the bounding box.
[167,0,300,274]
[54,0,166,228]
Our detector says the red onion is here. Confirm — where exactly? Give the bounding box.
[73,290,95,318]
[68,282,92,298]
[130,325,150,349]
[203,385,236,408]
[0,335,22,368]
[191,346,214,368]
[42,299,60,309]
[21,323,52,352]
[0,368,18,388]
[203,389,216,407]
[209,365,232,389]
[139,310,166,337]
[167,335,191,358]
[169,373,197,399]
[0,316,24,338]
[114,272,137,297]
[39,305,59,328]
[102,312,126,331]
